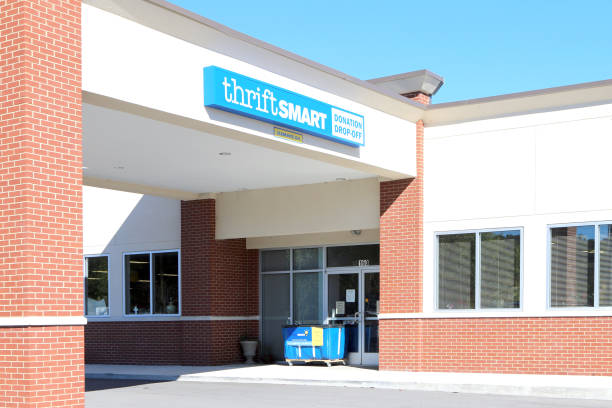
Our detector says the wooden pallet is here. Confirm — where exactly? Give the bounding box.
[285,358,346,367]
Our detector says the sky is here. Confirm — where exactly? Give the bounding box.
[167,0,612,104]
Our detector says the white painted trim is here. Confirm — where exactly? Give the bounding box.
[181,315,259,321]
[379,310,612,319]
[84,176,199,200]
[0,316,87,327]
[87,315,259,322]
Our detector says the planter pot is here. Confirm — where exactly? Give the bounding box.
[240,340,258,364]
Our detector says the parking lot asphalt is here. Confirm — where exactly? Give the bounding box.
[86,379,612,408]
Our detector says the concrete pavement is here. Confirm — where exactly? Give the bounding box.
[85,380,612,408]
[85,364,612,401]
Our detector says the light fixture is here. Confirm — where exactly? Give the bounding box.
[336,177,348,181]
[351,230,362,236]
[218,152,231,156]
[112,165,125,170]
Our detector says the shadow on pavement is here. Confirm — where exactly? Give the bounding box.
[86,379,171,392]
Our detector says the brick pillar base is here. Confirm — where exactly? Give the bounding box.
[0,327,84,406]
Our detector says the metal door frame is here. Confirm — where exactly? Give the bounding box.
[325,267,379,365]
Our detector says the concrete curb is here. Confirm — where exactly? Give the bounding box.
[85,372,612,401]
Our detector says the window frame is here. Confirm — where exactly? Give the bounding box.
[84,253,111,318]
[435,227,523,312]
[547,221,612,310]
[259,243,380,326]
[122,249,181,317]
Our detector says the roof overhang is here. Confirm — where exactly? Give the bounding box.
[83,0,426,123]
[82,93,409,199]
[425,79,612,126]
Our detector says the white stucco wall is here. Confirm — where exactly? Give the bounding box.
[422,103,612,318]
[83,186,181,319]
[216,178,380,239]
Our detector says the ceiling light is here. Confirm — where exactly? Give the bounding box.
[336,177,348,181]
[219,152,231,156]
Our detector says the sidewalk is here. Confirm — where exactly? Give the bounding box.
[86,363,612,400]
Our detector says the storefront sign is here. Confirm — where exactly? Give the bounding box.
[204,66,365,147]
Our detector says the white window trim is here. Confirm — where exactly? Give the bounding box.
[84,253,111,318]
[547,221,612,310]
[122,249,181,318]
[434,227,524,312]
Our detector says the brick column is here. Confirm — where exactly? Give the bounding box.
[379,93,426,369]
[0,0,83,406]
[380,120,424,315]
[180,199,258,364]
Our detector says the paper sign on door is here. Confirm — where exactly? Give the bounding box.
[336,301,345,315]
[346,289,356,303]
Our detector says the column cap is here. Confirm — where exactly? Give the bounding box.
[367,70,444,97]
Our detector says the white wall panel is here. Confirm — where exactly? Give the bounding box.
[423,103,612,317]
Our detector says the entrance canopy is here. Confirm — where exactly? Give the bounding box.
[82,0,423,200]
[83,98,377,198]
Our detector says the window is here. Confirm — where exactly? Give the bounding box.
[549,223,612,308]
[260,244,380,361]
[85,255,109,316]
[437,229,521,310]
[124,251,180,315]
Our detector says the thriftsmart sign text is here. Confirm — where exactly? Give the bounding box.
[204,66,365,147]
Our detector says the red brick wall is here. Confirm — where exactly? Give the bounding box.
[379,120,424,315]
[180,199,258,317]
[85,320,258,365]
[380,317,612,375]
[84,199,259,366]
[0,0,83,406]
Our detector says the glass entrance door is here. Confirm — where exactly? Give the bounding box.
[327,269,379,365]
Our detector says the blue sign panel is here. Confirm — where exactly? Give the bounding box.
[204,66,365,147]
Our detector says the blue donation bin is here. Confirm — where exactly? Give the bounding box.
[282,325,346,366]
